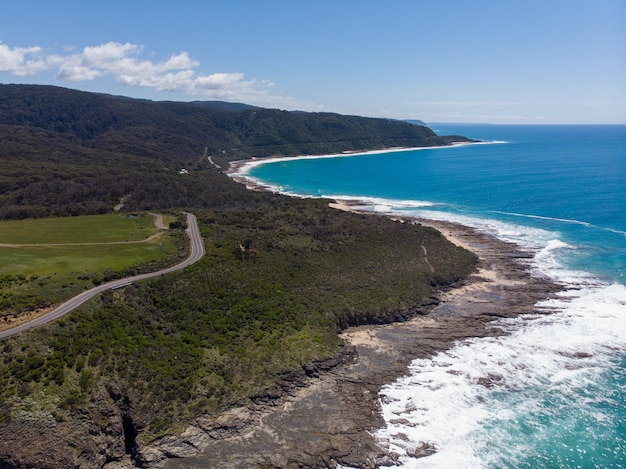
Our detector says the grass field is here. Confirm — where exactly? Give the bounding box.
[0,213,183,317]
[0,213,161,244]
[0,242,174,277]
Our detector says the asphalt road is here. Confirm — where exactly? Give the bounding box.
[0,212,205,340]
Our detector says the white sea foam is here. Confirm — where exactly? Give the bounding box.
[376,282,626,468]
[369,200,626,467]
[490,210,626,237]
[489,210,593,228]
[331,195,438,210]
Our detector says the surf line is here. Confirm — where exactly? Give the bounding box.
[488,210,626,236]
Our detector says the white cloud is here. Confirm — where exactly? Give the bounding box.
[54,41,201,85]
[0,43,50,76]
[0,41,313,109]
[193,72,247,90]
[81,42,141,66]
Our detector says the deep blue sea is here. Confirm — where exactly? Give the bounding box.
[232,124,626,468]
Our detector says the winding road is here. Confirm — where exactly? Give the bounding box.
[0,212,205,340]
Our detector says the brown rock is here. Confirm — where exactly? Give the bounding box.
[407,442,438,458]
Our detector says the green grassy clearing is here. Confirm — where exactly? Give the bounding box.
[0,213,159,245]
[0,241,175,277]
[0,213,184,317]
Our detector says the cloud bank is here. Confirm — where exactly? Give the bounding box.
[0,41,308,109]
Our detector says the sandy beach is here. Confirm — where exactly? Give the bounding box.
[154,175,562,468]
[225,144,482,194]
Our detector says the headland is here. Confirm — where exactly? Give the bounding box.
[154,161,562,469]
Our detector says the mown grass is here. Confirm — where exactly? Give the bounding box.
[0,213,159,244]
[0,241,173,277]
[0,213,184,317]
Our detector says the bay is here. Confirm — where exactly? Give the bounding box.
[236,124,626,468]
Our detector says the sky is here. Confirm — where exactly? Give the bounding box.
[1,0,625,124]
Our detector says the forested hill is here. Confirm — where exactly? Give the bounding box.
[0,84,471,220]
[0,84,467,164]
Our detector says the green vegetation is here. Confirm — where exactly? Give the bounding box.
[0,85,478,467]
[0,241,174,277]
[0,201,476,442]
[0,213,185,318]
[0,213,158,244]
[0,84,473,221]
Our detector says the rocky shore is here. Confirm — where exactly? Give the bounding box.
[138,214,562,469]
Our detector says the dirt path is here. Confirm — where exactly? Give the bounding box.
[420,242,435,273]
[149,213,168,230]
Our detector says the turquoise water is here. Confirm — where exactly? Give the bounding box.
[234,125,626,468]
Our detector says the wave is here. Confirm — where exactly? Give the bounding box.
[489,210,626,237]
[376,283,626,468]
[329,195,437,209]
[490,210,593,227]
[366,200,626,466]
[472,140,509,145]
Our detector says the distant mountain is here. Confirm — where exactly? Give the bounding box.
[406,119,428,126]
[0,85,470,162]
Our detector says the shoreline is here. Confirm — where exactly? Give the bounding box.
[155,160,562,469]
[225,142,485,193]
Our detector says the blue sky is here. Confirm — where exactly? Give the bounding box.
[1,0,624,123]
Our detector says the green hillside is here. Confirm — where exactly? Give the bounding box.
[0,84,472,220]
[0,85,477,468]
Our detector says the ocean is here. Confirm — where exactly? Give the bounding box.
[233,124,626,468]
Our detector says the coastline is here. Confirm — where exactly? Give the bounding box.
[226,143,482,193]
[154,158,562,469]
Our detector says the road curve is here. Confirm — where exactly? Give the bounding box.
[0,212,205,340]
